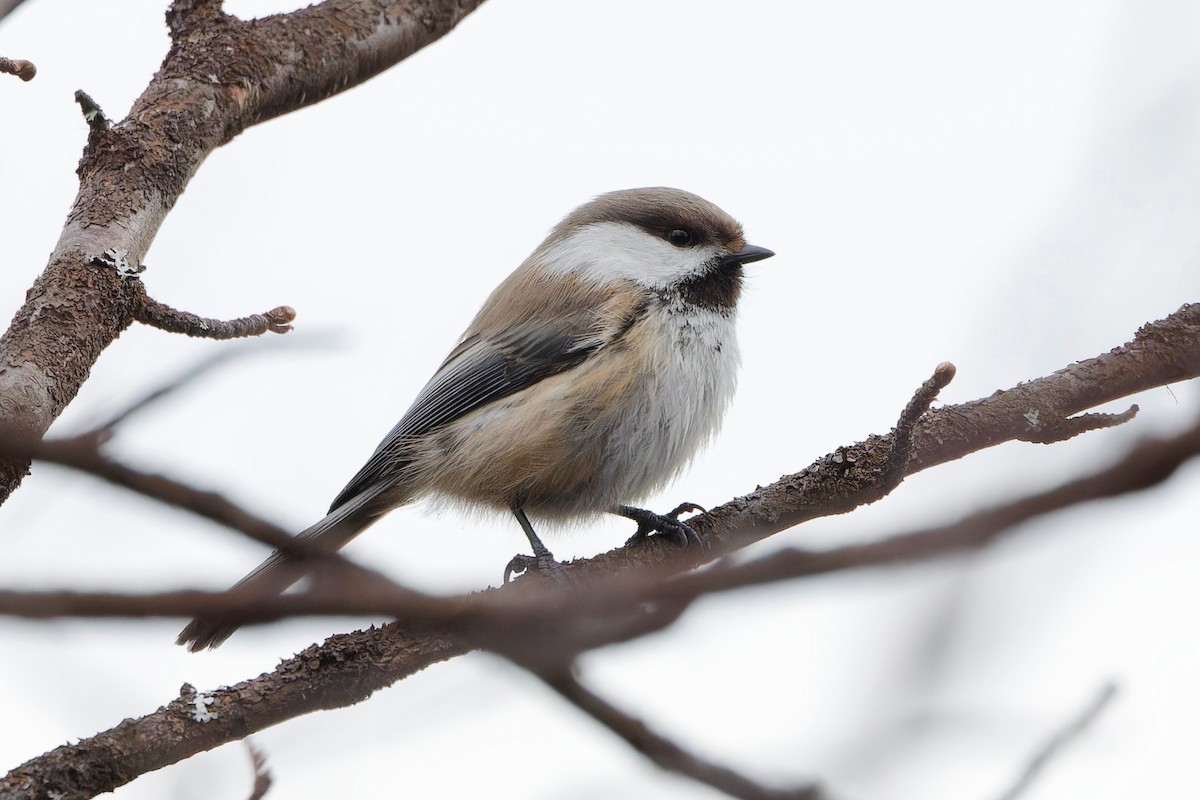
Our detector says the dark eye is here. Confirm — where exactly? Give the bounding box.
[666,228,695,247]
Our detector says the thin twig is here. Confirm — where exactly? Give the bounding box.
[1017,407,1139,444]
[0,55,35,81]
[33,436,302,554]
[135,294,295,339]
[542,666,821,800]
[994,682,1119,800]
[24,436,390,592]
[245,740,272,800]
[92,347,270,431]
[881,361,956,490]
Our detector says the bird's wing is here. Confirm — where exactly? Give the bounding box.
[327,283,646,512]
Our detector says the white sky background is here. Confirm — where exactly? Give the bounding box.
[2,1,1199,798]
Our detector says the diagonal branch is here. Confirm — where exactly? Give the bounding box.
[5,383,1199,640]
[663,302,1200,565]
[31,434,333,561]
[541,666,822,800]
[639,410,1200,607]
[0,0,489,503]
[995,682,1119,800]
[1,304,1197,798]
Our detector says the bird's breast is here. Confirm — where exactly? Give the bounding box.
[420,296,739,520]
[584,295,740,505]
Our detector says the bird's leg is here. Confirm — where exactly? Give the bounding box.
[614,502,707,548]
[504,506,567,583]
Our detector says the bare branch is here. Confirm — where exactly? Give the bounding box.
[0,0,490,503]
[1,634,463,799]
[1016,405,1140,444]
[3,309,1198,633]
[5,400,1197,642]
[1,306,1196,796]
[869,360,955,495]
[664,303,1200,566]
[33,435,304,555]
[2,345,318,552]
[643,412,1200,607]
[541,667,822,800]
[91,347,274,431]
[995,682,1119,800]
[135,295,296,339]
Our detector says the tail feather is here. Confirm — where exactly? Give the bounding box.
[176,489,385,651]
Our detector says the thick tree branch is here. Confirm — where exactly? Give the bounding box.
[643,409,1200,606]
[4,383,1198,637]
[1,633,463,800]
[1,304,1197,799]
[660,302,1200,566]
[0,0,488,503]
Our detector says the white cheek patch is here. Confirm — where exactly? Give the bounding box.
[538,221,718,290]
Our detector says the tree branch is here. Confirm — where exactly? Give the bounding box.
[0,55,35,81]
[668,303,1200,566]
[995,682,1118,800]
[32,434,319,556]
[0,0,489,503]
[1,304,1197,798]
[541,667,821,800]
[5,380,1198,641]
[134,295,296,338]
[0,632,463,800]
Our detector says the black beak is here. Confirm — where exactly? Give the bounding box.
[721,243,775,267]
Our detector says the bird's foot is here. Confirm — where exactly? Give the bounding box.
[616,503,707,548]
[504,551,568,584]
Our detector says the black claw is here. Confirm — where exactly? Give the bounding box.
[504,555,530,584]
[615,505,708,549]
[666,501,706,519]
[506,505,570,583]
[504,552,568,584]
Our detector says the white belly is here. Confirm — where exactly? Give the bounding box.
[592,298,740,506]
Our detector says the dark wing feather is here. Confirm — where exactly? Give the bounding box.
[326,318,609,513]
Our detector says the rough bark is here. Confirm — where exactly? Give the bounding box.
[2,302,1197,799]
[0,0,487,502]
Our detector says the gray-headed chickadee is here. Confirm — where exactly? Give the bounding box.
[178,187,772,650]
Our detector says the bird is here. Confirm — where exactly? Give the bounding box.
[177,187,773,650]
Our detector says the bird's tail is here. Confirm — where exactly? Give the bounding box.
[176,488,386,651]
